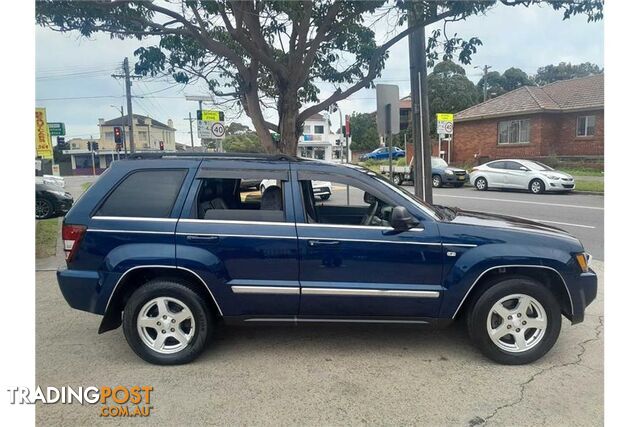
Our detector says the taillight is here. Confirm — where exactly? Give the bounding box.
[62,224,86,262]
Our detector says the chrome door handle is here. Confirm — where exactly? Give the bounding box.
[186,235,219,242]
[308,240,341,246]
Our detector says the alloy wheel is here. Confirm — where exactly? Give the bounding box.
[486,293,547,353]
[36,199,51,219]
[530,180,543,194]
[137,296,195,354]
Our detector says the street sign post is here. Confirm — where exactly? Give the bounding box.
[197,110,225,143]
[47,122,66,136]
[436,113,454,163]
[35,108,53,160]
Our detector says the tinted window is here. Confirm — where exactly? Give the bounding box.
[97,169,187,217]
[487,161,506,169]
[504,161,525,170]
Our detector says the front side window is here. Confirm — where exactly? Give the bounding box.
[96,169,187,218]
[576,115,596,137]
[498,119,530,144]
[195,173,286,222]
[299,174,398,227]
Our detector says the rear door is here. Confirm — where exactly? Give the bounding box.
[175,160,300,318]
[292,165,443,319]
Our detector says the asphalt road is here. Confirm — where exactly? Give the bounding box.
[324,184,604,260]
[36,262,603,426]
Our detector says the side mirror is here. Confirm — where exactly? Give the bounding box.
[390,206,418,231]
[519,166,529,171]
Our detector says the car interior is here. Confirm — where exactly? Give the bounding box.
[195,178,284,222]
[300,180,394,227]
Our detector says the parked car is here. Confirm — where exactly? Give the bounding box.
[359,146,405,161]
[36,183,73,219]
[41,174,65,188]
[261,178,332,200]
[57,153,596,365]
[239,178,261,191]
[470,159,575,194]
[381,157,468,187]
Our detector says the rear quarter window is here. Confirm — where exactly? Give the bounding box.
[95,169,188,218]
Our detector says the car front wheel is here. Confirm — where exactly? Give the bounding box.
[432,175,442,188]
[123,279,212,365]
[392,174,403,186]
[36,198,53,219]
[475,177,488,191]
[467,276,561,365]
[529,179,545,194]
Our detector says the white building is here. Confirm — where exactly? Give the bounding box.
[297,113,346,162]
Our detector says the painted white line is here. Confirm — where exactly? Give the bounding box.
[434,194,604,211]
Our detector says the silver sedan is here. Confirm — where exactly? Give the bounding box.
[469,159,575,194]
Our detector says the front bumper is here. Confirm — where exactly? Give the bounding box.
[442,173,468,184]
[567,269,598,324]
[55,197,74,213]
[547,181,575,191]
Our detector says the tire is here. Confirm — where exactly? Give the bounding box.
[122,279,213,365]
[36,198,53,219]
[466,276,562,365]
[432,175,442,188]
[529,179,545,194]
[475,177,488,191]
[392,174,403,186]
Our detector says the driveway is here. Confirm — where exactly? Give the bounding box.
[36,261,603,426]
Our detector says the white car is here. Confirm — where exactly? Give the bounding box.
[470,159,574,194]
[36,174,66,188]
[260,179,332,200]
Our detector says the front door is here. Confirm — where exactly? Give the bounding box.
[175,161,300,318]
[502,161,531,190]
[293,168,443,319]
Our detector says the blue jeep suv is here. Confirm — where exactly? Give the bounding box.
[58,153,596,365]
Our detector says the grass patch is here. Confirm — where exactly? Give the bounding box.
[36,218,60,259]
[559,168,604,177]
[574,180,604,193]
[81,182,92,193]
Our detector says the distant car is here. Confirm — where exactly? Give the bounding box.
[36,174,65,188]
[36,183,73,219]
[470,159,575,194]
[261,179,332,200]
[380,157,468,188]
[359,146,405,161]
[239,179,261,191]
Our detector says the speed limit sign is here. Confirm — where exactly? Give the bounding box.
[211,122,225,138]
[444,122,453,134]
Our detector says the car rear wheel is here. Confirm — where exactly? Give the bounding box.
[123,279,212,365]
[432,175,442,188]
[466,276,561,365]
[36,198,53,219]
[529,179,545,194]
[392,174,403,186]
[475,177,488,191]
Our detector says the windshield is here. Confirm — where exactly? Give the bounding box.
[526,160,554,171]
[431,157,448,168]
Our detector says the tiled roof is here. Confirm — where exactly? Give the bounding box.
[101,114,175,130]
[455,74,604,122]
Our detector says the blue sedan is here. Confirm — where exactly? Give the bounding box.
[360,146,406,161]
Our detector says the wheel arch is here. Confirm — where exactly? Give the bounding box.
[452,265,573,322]
[98,266,222,334]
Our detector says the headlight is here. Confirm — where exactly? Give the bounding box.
[575,252,592,273]
[445,169,454,175]
[547,175,561,180]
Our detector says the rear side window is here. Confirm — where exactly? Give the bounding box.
[96,169,187,218]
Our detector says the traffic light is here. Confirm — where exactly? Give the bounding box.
[87,141,99,151]
[114,127,123,151]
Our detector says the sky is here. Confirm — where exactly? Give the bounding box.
[35,3,603,146]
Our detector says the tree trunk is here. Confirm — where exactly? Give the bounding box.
[276,90,300,156]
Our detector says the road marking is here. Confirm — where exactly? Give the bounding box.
[434,194,604,211]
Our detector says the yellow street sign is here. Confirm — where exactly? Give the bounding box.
[35,108,53,159]
[436,113,454,122]
[200,110,221,121]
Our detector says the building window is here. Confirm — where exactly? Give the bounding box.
[300,147,313,158]
[498,119,530,144]
[105,131,114,141]
[313,125,324,134]
[303,125,311,134]
[576,115,596,137]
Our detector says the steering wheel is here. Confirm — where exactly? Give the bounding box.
[361,199,379,226]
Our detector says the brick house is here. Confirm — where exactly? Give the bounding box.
[451,74,604,165]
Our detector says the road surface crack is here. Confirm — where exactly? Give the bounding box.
[470,316,603,426]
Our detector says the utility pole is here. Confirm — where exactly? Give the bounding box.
[408,1,433,204]
[476,65,492,102]
[112,57,142,153]
[184,112,195,149]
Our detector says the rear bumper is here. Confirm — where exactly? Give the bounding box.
[567,270,597,324]
[57,269,103,314]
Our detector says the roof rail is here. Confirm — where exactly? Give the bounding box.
[124,152,299,161]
